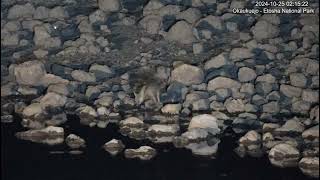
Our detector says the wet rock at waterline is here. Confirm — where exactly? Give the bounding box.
[65,134,86,149]
[147,124,180,143]
[188,114,220,135]
[185,140,220,157]
[15,126,64,145]
[268,143,301,168]
[299,157,319,178]
[119,117,146,140]
[124,146,157,160]
[103,139,125,156]
[76,105,98,126]
[173,127,221,157]
[1,115,14,123]
[235,130,263,158]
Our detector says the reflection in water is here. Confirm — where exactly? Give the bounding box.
[1,117,310,180]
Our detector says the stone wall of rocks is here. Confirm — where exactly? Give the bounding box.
[1,0,319,178]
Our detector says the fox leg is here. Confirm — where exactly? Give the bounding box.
[156,90,161,104]
[135,86,146,105]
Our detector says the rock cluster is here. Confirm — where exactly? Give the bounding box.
[15,126,64,145]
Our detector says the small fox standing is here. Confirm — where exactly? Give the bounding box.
[128,67,166,107]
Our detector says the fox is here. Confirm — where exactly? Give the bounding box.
[133,83,161,105]
[128,67,166,106]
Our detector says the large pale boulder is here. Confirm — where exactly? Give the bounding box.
[165,21,196,44]
[251,20,279,41]
[171,64,204,86]
[299,157,319,178]
[14,61,46,86]
[98,0,120,12]
[188,114,220,135]
[207,77,241,91]
[40,92,67,110]
[268,143,300,168]
[7,3,35,19]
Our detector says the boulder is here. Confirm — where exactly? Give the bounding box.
[291,100,311,115]
[143,0,164,16]
[103,139,125,156]
[268,143,300,168]
[176,8,201,24]
[47,83,72,96]
[171,64,204,86]
[86,86,101,102]
[71,70,96,83]
[14,61,46,86]
[182,128,209,142]
[89,64,113,81]
[147,124,180,143]
[119,117,144,128]
[230,48,254,62]
[98,0,120,12]
[33,6,49,20]
[185,140,220,157]
[238,67,257,82]
[299,157,319,178]
[124,146,157,160]
[237,130,263,158]
[262,101,280,114]
[119,117,146,140]
[225,98,245,113]
[192,99,210,111]
[49,6,68,20]
[239,130,261,146]
[94,93,114,107]
[280,85,302,98]
[40,92,67,110]
[204,53,229,70]
[207,77,241,91]
[302,125,319,140]
[251,20,279,41]
[188,114,220,135]
[34,25,61,49]
[7,3,35,19]
[290,73,307,88]
[256,74,276,83]
[66,134,86,149]
[165,21,195,44]
[16,126,64,145]
[77,106,98,126]
[139,15,162,34]
[89,10,107,24]
[193,15,224,40]
[22,103,43,118]
[302,90,319,103]
[274,118,305,136]
[40,74,69,87]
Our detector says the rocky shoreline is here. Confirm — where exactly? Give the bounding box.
[1,0,319,178]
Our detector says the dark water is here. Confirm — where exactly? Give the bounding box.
[1,117,312,180]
